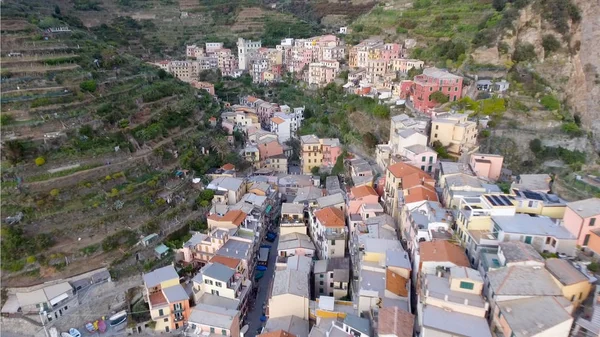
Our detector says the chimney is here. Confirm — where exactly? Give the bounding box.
[444,294,448,301]
[464,299,469,305]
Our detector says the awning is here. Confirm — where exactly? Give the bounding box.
[50,293,69,306]
[265,205,272,214]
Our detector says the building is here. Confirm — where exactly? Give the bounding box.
[271,115,292,143]
[400,200,453,257]
[417,267,492,337]
[143,265,191,332]
[348,185,379,216]
[410,68,463,113]
[571,286,600,337]
[562,198,600,247]
[278,233,317,259]
[263,315,309,337]
[12,282,76,324]
[545,258,593,308]
[430,113,478,157]
[309,207,347,259]
[307,61,340,86]
[325,315,371,337]
[469,153,504,182]
[383,162,437,219]
[300,135,342,174]
[207,177,246,205]
[399,144,437,173]
[511,173,552,193]
[237,38,261,70]
[416,241,469,282]
[178,229,231,268]
[187,304,240,337]
[492,214,577,256]
[207,210,247,231]
[263,154,288,174]
[280,203,307,235]
[269,269,310,320]
[376,306,414,337]
[313,257,350,299]
[478,241,545,273]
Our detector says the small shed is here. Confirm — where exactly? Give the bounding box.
[476,79,493,91]
[141,233,159,247]
[154,244,170,259]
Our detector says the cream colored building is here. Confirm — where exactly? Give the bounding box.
[268,269,310,320]
[280,203,307,235]
[430,113,478,157]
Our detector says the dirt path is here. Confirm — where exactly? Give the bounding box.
[24,126,195,192]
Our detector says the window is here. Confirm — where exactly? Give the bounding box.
[584,234,591,246]
[591,218,596,226]
[211,328,215,333]
[215,282,222,287]
[211,290,220,296]
[330,283,334,287]
[429,156,433,163]
[434,133,438,138]
[164,318,169,322]
[571,295,575,302]
[174,303,183,311]
[421,166,425,171]
[222,330,227,335]
[320,274,324,278]
[524,236,532,244]
[459,281,474,290]
[320,281,324,286]
[320,288,324,293]
[159,309,164,316]
[331,240,335,245]
[422,156,426,162]
[204,279,210,284]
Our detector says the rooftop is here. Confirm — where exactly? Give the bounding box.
[202,262,235,282]
[424,273,486,308]
[350,185,378,199]
[567,198,600,218]
[545,258,589,285]
[259,331,297,337]
[286,255,313,273]
[377,306,414,337]
[317,193,345,208]
[300,134,320,144]
[439,161,474,176]
[386,249,412,270]
[216,238,251,260]
[422,67,462,80]
[404,144,433,155]
[197,293,239,310]
[497,297,572,337]
[343,315,371,336]
[189,304,238,329]
[208,210,247,227]
[278,233,316,251]
[314,207,345,227]
[359,237,402,254]
[272,269,309,298]
[264,315,309,337]
[498,241,544,264]
[209,255,241,270]
[421,306,491,337]
[492,214,575,239]
[208,177,244,192]
[512,173,551,192]
[450,266,483,283]
[419,241,469,267]
[294,186,323,203]
[162,284,189,303]
[281,203,305,214]
[487,265,562,296]
[143,265,179,288]
[445,173,483,189]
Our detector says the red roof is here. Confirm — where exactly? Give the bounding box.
[314,207,345,227]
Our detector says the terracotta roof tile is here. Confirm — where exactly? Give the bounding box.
[208,210,247,226]
[209,255,241,270]
[387,162,434,186]
[259,330,296,337]
[377,306,414,337]
[404,185,439,203]
[386,269,409,297]
[419,241,469,268]
[314,207,345,227]
[221,163,235,171]
[351,185,378,199]
[271,117,285,125]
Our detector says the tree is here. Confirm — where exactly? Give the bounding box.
[362,132,378,149]
[80,80,98,92]
[210,136,231,160]
[311,166,320,176]
[407,66,424,79]
[4,140,25,165]
[492,0,506,11]
[54,5,61,14]
[331,152,346,175]
[430,91,449,104]
[513,43,537,63]
[372,105,390,119]
[285,138,301,162]
[157,69,168,79]
[542,35,561,55]
[35,156,46,166]
[50,189,60,197]
[529,138,543,153]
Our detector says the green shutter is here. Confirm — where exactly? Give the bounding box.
[459,281,474,290]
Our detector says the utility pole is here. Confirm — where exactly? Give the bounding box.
[39,310,50,337]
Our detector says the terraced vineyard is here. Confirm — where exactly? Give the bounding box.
[0,8,238,286]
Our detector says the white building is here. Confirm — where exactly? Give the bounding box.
[237,38,261,70]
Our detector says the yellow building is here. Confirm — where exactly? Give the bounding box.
[546,258,593,309]
[301,134,323,174]
[430,114,478,157]
[143,265,191,332]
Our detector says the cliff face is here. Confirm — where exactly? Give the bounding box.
[471,0,600,152]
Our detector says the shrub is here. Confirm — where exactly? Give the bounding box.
[542,35,561,55]
[492,0,506,11]
[430,91,449,104]
[26,256,37,264]
[540,95,560,110]
[513,43,537,62]
[50,189,60,197]
[529,138,543,153]
[80,80,98,92]
[35,157,46,166]
[372,105,390,119]
[311,166,320,175]
[363,132,378,149]
[588,261,600,273]
[562,122,583,136]
[1,114,15,126]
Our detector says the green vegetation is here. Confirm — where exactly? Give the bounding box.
[561,122,584,137]
[432,140,452,159]
[542,35,561,55]
[430,91,449,104]
[0,114,15,126]
[588,261,600,273]
[1,226,55,271]
[101,229,138,252]
[541,0,581,35]
[80,80,98,92]
[513,43,537,63]
[35,157,46,166]
[260,17,319,46]
[196,189,215,208]
[530,138,586,168]
[540,95,560,110]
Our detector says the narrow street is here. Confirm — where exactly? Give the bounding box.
[245,232,280,337]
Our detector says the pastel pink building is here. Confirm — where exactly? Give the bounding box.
[562,198,600,246]
[321,138,342,169]
[469,153,504,182]
[348,185,379,215]
[407,68,463,113]
[258,140,284,160]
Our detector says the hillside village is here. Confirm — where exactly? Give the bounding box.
[2,2,600,337]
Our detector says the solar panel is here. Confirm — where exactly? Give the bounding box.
[499,195,512,206]
[491,195,503,206]
[485,195,498,206]
[523,191,544,201]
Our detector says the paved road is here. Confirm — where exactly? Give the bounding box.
[245,231,280,337]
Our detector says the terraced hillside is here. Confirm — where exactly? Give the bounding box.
[0,11,243,286]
